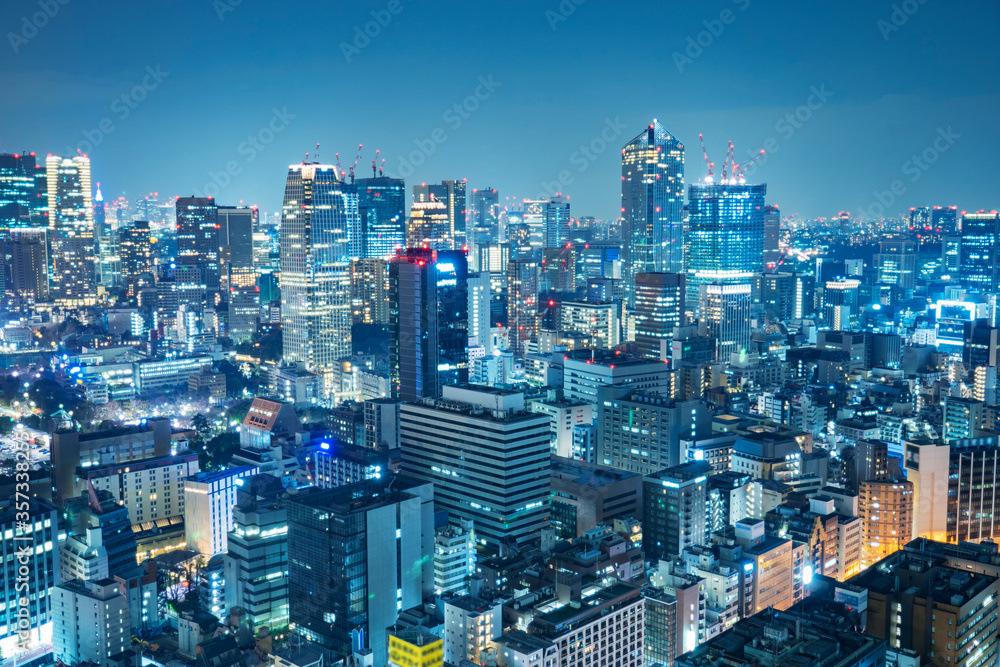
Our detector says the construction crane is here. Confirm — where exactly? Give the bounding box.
[348,143,363,184]
[734,149,766,181]
[372,149,380,178]
[334,153,343,181]
[698,134,714,180]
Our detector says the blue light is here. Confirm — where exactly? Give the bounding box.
[320,442,330,450]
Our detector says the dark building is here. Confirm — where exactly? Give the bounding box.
[176,196,220,292]
[217,205,256,286]
[357,176,405,259]
[643,461,712,562]
[762,204,780,270]
[436,249,469,389]
[390,248,439,401]
[469,186,499,232]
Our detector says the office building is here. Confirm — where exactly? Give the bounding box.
[597,386,707,473]
[0,497,59,653]
[356,175,405,258]
[507,258,539,356]
[4,228,49,305]
[0,151,39,228]
[543,195,571,248]
[443,595,503,665]
[558,301,620,349]
[699,282,752,362]
[436,249,470,388]
[859,478,913,567]
[286,476,434,665]
[280,163,355,400]
[762,204,780,270]
[824,279,861,331]
[184,466,258,556]
[961,211,1000,292]
[52,579,130,667]
[400,386,550,550]
[390,247,439,401]
[942,395,985,442]
[407,200,451,251]
[469,186,499,233]
[218,205,256,287]
[622,120,685,305]
[634,272,685,360]
[176,196,220,293]
[563,349,673,404]
[228,284,260,343]
[119,221,153,297]
[686,181,766,308]
[46,154,96,305]
[434,518,476,595]
[755,271,812,322]
[644,462,711,561]
[549,457,643,539]
[387,627,443,667]
[876,234,916,289]
[224,474,289,632]
[60,492,138,582]
[350,257,389,325]
[413,179,466,248]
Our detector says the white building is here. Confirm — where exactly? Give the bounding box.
[434,519,476,595]
[52,578,130,667]
[184,466,258,556]
[528,397,594,458]
[443,594,503,665]
[79,452,200,527]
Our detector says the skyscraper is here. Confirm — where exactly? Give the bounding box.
[46,154,96,305]
[621,120,685,304]
[280,163,354,399]
[762,204,780,270]
[350,257,389,325]
[390,248,439,401]
[436,249,469,388]
[218,205,257,289]
[824,279,861,330]
[176,196,220,293]
[932,205,959,233]
[634,272,686,360]
[960,211,1000,292]
[699,282,752,362]
[686,181,766,309]
[543,195,571,248]
[400,386,550,550]
[119,221,153,298]
[356,175,405,259]
[470,187,499,232]
[0,151,39,229]
[407,200,451,251]
[413,179,467,248]
[876,234,916,289]
[507,258,539,356]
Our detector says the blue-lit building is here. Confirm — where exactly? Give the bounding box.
[686,181,767,308]
[0,151,41,229]
[356,176,405,259]
[621,120,685,305]
[390,247,439,401]
[436,249,469,389]
[960,211,1000,293]
[543,196,571,248]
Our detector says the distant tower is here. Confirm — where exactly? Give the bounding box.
[46,154,96,306]
[621,120,685,305]
[763,204,780,271]
[543,196,571,248]
[176,196,220,293]
[390,248,439,401]
[356,175,405,258]
[961,211,1000,293]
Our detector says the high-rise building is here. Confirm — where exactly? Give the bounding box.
[46,154,96,305]
[909,205,931,229]
[287,476,434,665]
[543,195,571,248]
[932,204,959,233]
[876,234,916,289]
[634,272,686,360]
[686,181,766,309]
[176,196,221,293]
[280,163,354,399]
[699,282,752,362]
[399,386,550,550]
[960,211,1000,292]
[350,257,389,325]
[407,200,452,251]
[436,249,470,388]
[52,579,130,667]
[507,258,539,355]
[824,279,861,330]
[942,395,985,442]
[433,518,476,595]
[755,271,812,322]
[762,204,780,270]
[184,466,258,556]
[413,179,466,248]
[859,478,913,567]
[467,271,492,357]
[621,120,685,305]
[1,497,59,652]
[218,205,257,288]
[3,227,49,305]
[644,462,711,561]
[228,284,260,343]
[356,176,405,258]
[390,248,439,401]
[60,492,138,582]
[0,151,39,229]
[469,187,499,232]
[119,221,153,298]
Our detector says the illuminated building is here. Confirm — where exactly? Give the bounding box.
[350,257,389,325]
[390,248,438,401]
[46,154,96,305]
[388,627,443,667]
[686,181,766,309]
[433,518,475,595]
[399,386,550,550]
[176,196,220,293]
[699,282,752,363]
[217,205,256,289]
[875,234,916,289]
[412,179,466,248]
[279,163,354,399]
[469,186,498,232]
[507,257,539,355]
[558,300,620,349]
[960,211,1000,292]
[543,195,571,248]
[52,579,129,667]
[356,175,405,258]
[406,200,451,251]
[634,272,685,360]
[436,249,469,388]
[644,462,710,560]
[932,204,959,233]
[823,279,861,330]
[621,120,685,305]
[119,221,153,297]
[443,595,502,665]
[859,478,913,566]
[762,204,780,270]
[183,466,258,557]
[0,151,40,228]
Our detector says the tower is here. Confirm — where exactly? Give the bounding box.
[176,196,220,294]
[357,175,405,258]
[46,154,96,305]
[390,248,439,401]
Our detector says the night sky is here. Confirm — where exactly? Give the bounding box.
[2,0,997,221]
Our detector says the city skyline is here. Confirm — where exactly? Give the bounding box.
[1,1,997,221]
